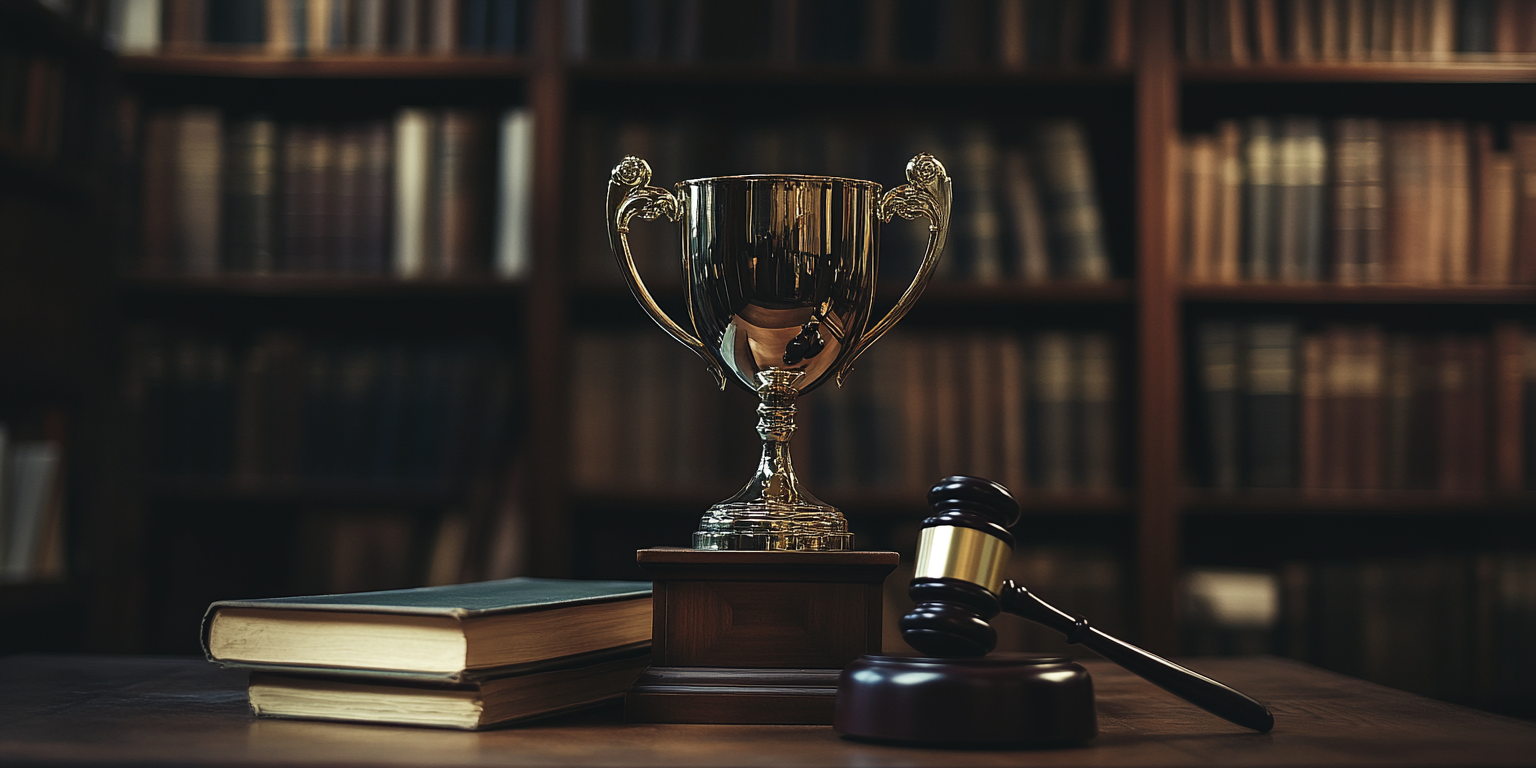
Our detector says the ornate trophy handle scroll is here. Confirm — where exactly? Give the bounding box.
[607,156,727,390]
[838,153,952,385]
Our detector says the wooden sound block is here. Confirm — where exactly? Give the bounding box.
[626,548,899,725]
[835,653,1098,746]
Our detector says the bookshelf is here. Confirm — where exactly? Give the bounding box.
[0,0,1531,716]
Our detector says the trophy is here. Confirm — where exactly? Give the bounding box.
[606,153,952,552]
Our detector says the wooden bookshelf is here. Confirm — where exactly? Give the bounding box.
[1183,61,1536,83]
[1182,283,1536,304]
[1183,489,1536,515]
[117,54,532,79]
[122,274,526,298]
[6,0,1529,681]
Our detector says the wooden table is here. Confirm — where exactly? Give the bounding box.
[1,655,1533,767]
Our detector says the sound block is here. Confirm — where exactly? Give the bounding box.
[626,548,899,725]
[834,654,1098,746]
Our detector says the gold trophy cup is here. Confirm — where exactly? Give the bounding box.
[606,153,951,551]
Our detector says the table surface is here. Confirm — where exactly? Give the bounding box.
[1,655,1534,768]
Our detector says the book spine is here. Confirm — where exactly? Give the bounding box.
[1002,147,1050,282]
[1243,319,1298,488]
[222,117,276,274]
[1301,332,1327,489]
[175,108,223,276]
[495,108,534,280]
[1244,117,1276,281]
[1034,119,1110,282]
[1199,320,1241,489]
[1511,124,1536,284]
[1079,332,1117,492]
[393,108,432,278]
[1031,330,1075,490]
[1492,322,1527,492]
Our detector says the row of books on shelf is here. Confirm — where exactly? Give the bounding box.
[1175,117,1536,286]
[131,106,533,278]
[0,45,69,166]
[0,418,66,584]
[1193,319,1535,491]
[1179,0,1536,63]
[1183,552,1536,704]
[569,0,1133,68]
[573,116,1113,287]
[124,329,517,485]
[570,328,1120,495]
[104,0,530,56]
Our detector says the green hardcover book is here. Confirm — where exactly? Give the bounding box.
[202,577,652,683]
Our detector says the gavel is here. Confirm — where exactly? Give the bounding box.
[835,476,1274,746]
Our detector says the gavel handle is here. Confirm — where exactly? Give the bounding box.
[1000,580,1275,734]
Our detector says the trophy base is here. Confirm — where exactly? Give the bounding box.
[626,548,898,725]
[691,501,854,551]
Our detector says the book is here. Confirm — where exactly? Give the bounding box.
[1242,319,1297,488]
[246,647,652,730]
[203,577,652,681]
[495,108,535,279]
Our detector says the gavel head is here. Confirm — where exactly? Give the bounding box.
[899,476,1021,658]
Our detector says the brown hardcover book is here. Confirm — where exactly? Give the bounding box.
[998,333,1028,494]
[1492,322,1527,493]
[266,0,293,56]
[435,110,489,277]
[1383,333,1415,489]
[333,125,364,274]
[1183,0,1208,61]
[1187,135,1219,282]
[1300,332,1328,490]
[1422,121,1449,284]
[1288,0,1315,60]
[1389,0,1410,59]
[1355,326,1385,490]
[1474,123,1516,285]
[1344,0,1367,59]
[306,124,337,273]
[307,0,332,54]
[1369,0,1393,59]
[175,108,223,276]
[1318,0,1340,60]
[1460,336,1490,492]
[1444,122,1472,285]
[162,0,205,52]
[965,334,998,482]
[1215,120,1244,282]
[1105,0,1133,66]
[1510,124,1536,284]
[1386,122,1426,284]
[1429,0,1454,58]
[431,0,460,54]
[997,0,1027,69]
[1493,0,1520,53]
[1332,119,1361,283]
[1358,118,1387,283]
[139,111,177,275]
[1225,0,1251,64]
[280,123,311,273]
[1253,0,1281,62]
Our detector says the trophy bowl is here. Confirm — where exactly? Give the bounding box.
[606,154,951,551]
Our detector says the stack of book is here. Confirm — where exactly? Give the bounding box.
[201,577,653,729]
[124,329,517,487]
[570,328,1121,496]
[132,106,534,279]
[573,116,1113,287]
[0,415,67,584]
[1193,318,1534,491]
[569,0,1134,68]
[1179,0,1520,63]
[106,0,530,56]
[1176,117,1536,285]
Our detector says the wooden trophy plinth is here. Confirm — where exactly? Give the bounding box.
[625,548,899,725]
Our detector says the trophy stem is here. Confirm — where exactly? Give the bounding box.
[692,370,854,551]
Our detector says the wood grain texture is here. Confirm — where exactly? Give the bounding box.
[3,656,1536,766]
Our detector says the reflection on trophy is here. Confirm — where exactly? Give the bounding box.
[606,153,952,551]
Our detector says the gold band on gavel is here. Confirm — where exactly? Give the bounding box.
[913,525,1012,595]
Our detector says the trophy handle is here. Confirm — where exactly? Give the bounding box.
[606,156,727,390]
[840,153,952,385]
